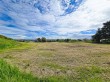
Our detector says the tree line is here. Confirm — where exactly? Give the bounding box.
[35,37,91,43]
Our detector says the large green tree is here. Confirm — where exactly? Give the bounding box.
[92,21,110,43]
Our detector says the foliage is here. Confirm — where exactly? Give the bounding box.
[41,37,47,42]
[83,38,92,43]
[36,37,47,42]
[64,39,71,42]
[92,21,110,43]
[36,38,42,42]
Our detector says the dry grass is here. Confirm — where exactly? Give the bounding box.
[0,42,110,81]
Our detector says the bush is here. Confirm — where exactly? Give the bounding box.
[41,37,47,42]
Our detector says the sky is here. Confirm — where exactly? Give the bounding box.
[0,0,110,39]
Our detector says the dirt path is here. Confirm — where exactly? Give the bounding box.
[0,42,110,79]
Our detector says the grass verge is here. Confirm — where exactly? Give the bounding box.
[0,38,31,53]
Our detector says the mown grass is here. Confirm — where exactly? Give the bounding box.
[41,62,68,71]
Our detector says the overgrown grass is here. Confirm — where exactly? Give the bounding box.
[0,59,39,82]
[0,38,21,51]
[0,38,30,53]
[0,59,72,82]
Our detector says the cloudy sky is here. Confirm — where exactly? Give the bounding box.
[0,0,110,39]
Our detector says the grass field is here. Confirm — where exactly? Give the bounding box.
[0,41,110,82]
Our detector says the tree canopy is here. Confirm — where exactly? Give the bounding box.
[92,21,110,43]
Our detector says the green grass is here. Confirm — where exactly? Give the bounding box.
[0,38,20,50]
[0,38,30,53]
[0,59,39,82]
[0,59,73,82]
[75,66,109,82]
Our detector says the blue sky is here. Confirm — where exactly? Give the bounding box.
[0,0,110,39]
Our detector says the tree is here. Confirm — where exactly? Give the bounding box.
[64,39,71,42]
[37,38,41,42]
[41,37,46,42]
[92,21,110,43]
[56,39,59,42]
[92,28,102,43]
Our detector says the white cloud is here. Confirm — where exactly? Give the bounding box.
[52,0,110,35]
[0,0,110,39]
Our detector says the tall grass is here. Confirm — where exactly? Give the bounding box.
[0,59,39,82]
[0,38,30,52]
[0,38,20,50]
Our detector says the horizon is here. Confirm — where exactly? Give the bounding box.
[0,0,110,39]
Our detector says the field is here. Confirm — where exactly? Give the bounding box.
[0,41,110,82]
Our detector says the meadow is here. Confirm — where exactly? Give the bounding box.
[0,38,110,82]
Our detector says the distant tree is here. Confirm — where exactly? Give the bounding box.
[83,38,88,41]
[70,39,77,42]
[41,37,46,42]
[92,21,110,43]
[56,39,60,42]
[77,39,82,41]
[64,39,71,42]
[37,38,41,42]
[83,38,92,43]
[59,39,64,42]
